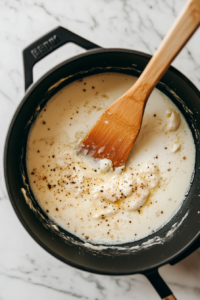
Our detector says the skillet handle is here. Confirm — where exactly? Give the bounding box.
[144,269,177,299]
[23,26,100,91]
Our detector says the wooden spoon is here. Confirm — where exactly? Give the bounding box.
[79,0,200,169]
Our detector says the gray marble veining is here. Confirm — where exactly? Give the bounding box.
[0,0,200,299]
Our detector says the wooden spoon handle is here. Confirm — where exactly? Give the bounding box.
[163,296,177,300]
[135,0,200,98]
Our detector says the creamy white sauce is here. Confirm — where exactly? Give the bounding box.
[26,73,195,245]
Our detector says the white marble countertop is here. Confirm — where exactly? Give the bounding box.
[0,0,200,299]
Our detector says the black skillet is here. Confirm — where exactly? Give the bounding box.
[4,27,200,300]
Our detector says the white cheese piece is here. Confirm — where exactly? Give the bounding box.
[166,109,181,131]
[98,159,113,172]
[171,143,180,153]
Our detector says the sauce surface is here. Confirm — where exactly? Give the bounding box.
[26,73,195,245]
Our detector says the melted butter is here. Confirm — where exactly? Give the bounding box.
[26,73,195,245]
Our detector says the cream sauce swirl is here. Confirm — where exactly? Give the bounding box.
[26,73,195,245]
